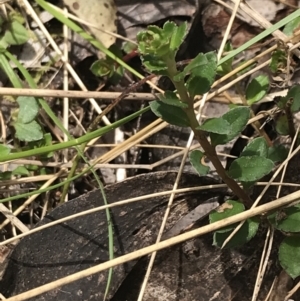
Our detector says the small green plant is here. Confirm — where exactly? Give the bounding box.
[136,21,300,280]
[0,12,28,49]
[90,45,125,84]
[12,96,43,142]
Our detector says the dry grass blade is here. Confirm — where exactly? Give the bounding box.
[252,227,274,301]
[0,169,66,231]
[4,190,300,301]
[0,183,226,247]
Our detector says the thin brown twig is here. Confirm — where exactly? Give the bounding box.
[88,73,155,131]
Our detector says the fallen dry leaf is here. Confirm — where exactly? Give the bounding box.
[63,0,117,48]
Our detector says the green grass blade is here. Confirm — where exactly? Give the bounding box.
[219,9,300,66]
[0,106,149,162]
[0,53,22,88]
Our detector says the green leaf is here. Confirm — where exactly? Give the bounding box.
[122,41,137,54]
[241,180,256,190]
[149,100,190,127]
[141,54,168,73]
[28,132,53,158]
[12,166,29,176]
[15,120,43,141]
[246,75,269,105]
[171,51,217,97]
[210,107,250,146]
[289,85,300,113]
[137,22,176,58]
[197,117,231,134]
[209,200,245,233]
[228,156,274,182]
[109,65,124,85]
[279,236,300,279]
[275,114,290,135]
[213,216,260,249]
[0,171,12,180]
[137,25,163,55]
[90,59,112,77]
[170,22,187,51]
[174,51,217,81]
[25,164,39,171]
[0,144,11,156]
[270,49,287,73]
[16,96,39,124]
[0,38,8,49]
[240,137,268,157]
[268,205,300,232]
[189,150,210,176]
[283,16,300,36]
[158,91,188,108]
[217,43,234,75]
[186,73,214,97]
[277,85,300,112]
[2,19,28,45]
[267,145,289,163]
[162,21,176,39]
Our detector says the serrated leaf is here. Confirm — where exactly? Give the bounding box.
[213,216,259,249]
[174,51,217,82]
[137,23,173,58]
[16,96,39,124]
[141,55,168,73]
[2,20,28,45]
[170,22,187,51]
[228,156,274,182]
[210,107,250,146]
[209,200,244,233]
[12,166,29,176]
[268,205,300,232]
[189,150,210,176]
[158,91,188,108]
[185,53,217,97]
[246,75,269,105]
[275,114,289,135]
[0,144,11,156]
[197,117,231,134]
[240,137,268,157]
[137,27,164,55]
[15,120,43,141]
[162,21,176,39]
[279,236,300,279]
[149,100,190,127]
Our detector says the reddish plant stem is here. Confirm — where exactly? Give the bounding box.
[164,57,252,207]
